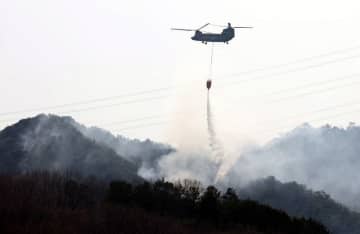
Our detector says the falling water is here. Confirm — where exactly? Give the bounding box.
[206,92,225,183]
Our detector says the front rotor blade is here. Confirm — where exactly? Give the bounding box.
[197,23,210,31]
[210,24,226,28]
[171,28,195,31]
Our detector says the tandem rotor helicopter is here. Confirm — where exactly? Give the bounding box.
[171,23,252,90]
[171,22,252,44]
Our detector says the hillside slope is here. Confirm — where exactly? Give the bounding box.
[0,114,142,182]
[237,176,360,234]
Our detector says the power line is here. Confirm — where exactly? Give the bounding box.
[0,45,360,124]
[0,95,170,124]
[255,107,360,139]
[3,96,359,136]
[268,79,360,103]
[217,53,360,86]
[2,56,357,121]
[0,87,172,117]
[255,99,360,129]
[263,73,360,97]
[1,72,359,128]
[106,93,360,134]
[57,95,169,115]
[2,45,359,118]
[109,96,360,133]
[113,121,169,132]
[101,114,166,127]
[219,44,360,78]
[228,73,360,100]
[288,100,360,120]
[109,105,360,134]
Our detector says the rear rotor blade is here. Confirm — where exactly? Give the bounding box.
[171,28,195,31]
[209,24,253,29]
[233,26,253,29]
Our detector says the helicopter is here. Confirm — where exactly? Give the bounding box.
[171,22,252,44]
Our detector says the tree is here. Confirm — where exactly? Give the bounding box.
[108,181,133,204]
[198,186,221,222]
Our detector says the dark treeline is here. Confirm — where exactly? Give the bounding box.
[0,172,328,234]
[107,179,328,234]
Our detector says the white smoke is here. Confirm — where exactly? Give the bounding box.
[71,122,173,172]
[151,149,219,184]
[225,122,360,211]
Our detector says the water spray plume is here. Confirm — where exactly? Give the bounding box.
[206,92,225,183]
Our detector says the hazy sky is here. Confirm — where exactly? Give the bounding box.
[1,0,360,145]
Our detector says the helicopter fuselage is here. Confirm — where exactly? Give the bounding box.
[191,28,235,44]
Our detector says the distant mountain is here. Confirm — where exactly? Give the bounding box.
[237,176,360,234]
[0,114,147,182]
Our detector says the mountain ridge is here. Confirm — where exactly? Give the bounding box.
[0,114,145,182]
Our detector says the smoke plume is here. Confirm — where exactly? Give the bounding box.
[225,123,360,211]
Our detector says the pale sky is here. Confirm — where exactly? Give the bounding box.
[1,0,360,146]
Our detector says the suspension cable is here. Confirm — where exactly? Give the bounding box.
[209,43,215,79]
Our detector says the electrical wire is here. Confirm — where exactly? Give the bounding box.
[0,95,170,124]
[219,45,360,78]
[0,87,172,117]
[254,107,360,139]
[268,78,360,103]
[2,44,359,119]
[1,44,360,132]
[217,53,360,86]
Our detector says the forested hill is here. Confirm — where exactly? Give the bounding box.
[0,172,329,234]
[1,115,358,233]
[0,114,142,182]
